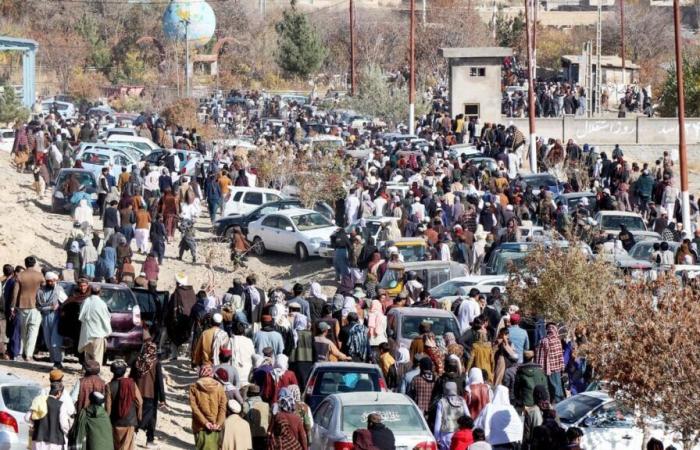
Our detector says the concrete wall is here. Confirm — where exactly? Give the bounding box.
[450,60,502,125]
[506,116,700,145]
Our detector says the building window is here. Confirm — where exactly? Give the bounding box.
[464,103,480,118]
[469,67,486,77]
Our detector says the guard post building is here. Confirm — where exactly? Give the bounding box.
[440,47,512,125]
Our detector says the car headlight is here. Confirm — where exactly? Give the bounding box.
[309,237,322,244]
[54,192,64,199]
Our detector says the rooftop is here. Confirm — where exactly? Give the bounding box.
[562,54,640,70]
[440,47,513,59]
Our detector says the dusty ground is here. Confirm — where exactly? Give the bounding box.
[0,150,337,449]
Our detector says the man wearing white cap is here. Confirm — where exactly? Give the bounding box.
[36,272,68,369]
[193,313,230,368]
[220,399,252,450]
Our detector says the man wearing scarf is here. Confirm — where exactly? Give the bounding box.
[253,315,284,355]
[408,357,436,414]
[105,359,143,450]
[193,312,230,368]
[341,312,369,362]
[72,360,106,412]
[267,388,307,450]
[36,272,67,369]
[165,274,197,360]
[535,323,565,403]
[26,381,72,450]
[243,275,266,328]
[130,331,165,449]
[72,391,114,450]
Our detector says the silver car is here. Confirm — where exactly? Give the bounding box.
[311,392,436,450]
[0,373,43,450]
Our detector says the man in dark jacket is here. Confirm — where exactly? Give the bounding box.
[634,169,655,217]
[368,413,395,450]
[514,350,549,407]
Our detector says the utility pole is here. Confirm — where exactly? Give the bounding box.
[673,0,691,232]
[182,18,191,97]
[596,0,601,115]
[620,0,625,86]
[408,0,416,135]
[349,0,356,95]
[422,0,426,26]
[525,0,537,172]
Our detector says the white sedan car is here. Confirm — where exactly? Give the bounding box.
[555,391,693,449]
[248,208,337,261]
[311,392,436,450]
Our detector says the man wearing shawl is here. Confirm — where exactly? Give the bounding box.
[78,285,112,367]
[193,312,231,367]
[220,399,252,450]
[130,330,165,449]
[71,360,106,412]
[105,359,143,450]
[36,272,67,369]
[433,381,469,450]
[72,391,114,449]
[267,388,308,450]
[59,278,91,354]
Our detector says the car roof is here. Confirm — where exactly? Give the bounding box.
[60,281,132,291]
[81,148,130,158]
[596,211,643,217]
[330,392,415,406]
[438,275,507,284]
[270,208,319,218]
[558,192,596,199]
[230,186,281,194]
[519,172,556,179]
[575,391,611,401]
[0,372,42,386]
[313,362,380,370]
[387,307,456,318]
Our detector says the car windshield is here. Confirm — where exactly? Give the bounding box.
[313,371,380,396]
[555,395,606,425]
[57,172,96,189]
[490,252,528,275]
[379,268,403,289]
[524,176,556,187]
[398,244,426,262]
[401,315,459,339]
[292,213,332,231]
[2,385,42,412]
[342,404,426,432]
[601,215,645,231]
[62,284,134,312]
[429,281,473,298]
[113,141,151,152]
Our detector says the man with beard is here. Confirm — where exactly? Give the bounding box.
[59,278,92,359]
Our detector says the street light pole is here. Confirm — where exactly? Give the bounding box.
[620,0,625,86]
[349,0,356,95]
[408,0,416,135]
[182,18,191,97]
[525,0,537,172]
[673,0,691,232]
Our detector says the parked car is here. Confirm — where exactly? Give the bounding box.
[222,187,285,217]
[386,307,461,351]
[512,172,563,196]
[79,148,137,180]
[429,275,508,300]
[0,129,15,153]
[248,209,336,261]
[106,134,160,154]
[41,100,76,120]
[627,240,680,263]
[214,200,333,238]
[555,391,690,449]
[557,191,598,213]
[60,282,144,358]
[379,260,465,298]
[304,362,386,411]
[311,392,437,450]
[51,169,98,214]
[0,373,42,450]
[593,211,660,241]
[103,127,137,139]
[319,216,400,259]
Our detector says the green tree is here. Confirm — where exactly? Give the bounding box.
[0,84,28,124]
[350,65,428,127]
[658,57,700,117]
[495,9,525,53]
[275,1,327,78]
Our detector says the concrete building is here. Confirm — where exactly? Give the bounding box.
[561,54,639,85]
[440,47,512,125]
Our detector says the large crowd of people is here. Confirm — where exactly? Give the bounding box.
[0,83,694,450]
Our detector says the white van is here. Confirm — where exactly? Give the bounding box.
[222,187,285,216]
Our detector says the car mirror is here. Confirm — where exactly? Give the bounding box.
[581,417,591,428]
[285,226,293,232]
[387,328,395,338]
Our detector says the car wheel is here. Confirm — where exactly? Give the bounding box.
[252,237,265,256]
[296,243,308,262]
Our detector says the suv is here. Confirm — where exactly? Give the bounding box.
[60,282,144,358]
[304,362,387,411]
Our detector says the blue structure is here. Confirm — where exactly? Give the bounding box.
[0,36,38,108]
